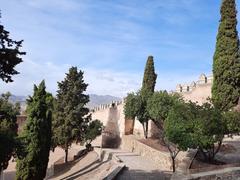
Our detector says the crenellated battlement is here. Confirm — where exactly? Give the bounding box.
[91,100,123,112]
[176,74,213,93]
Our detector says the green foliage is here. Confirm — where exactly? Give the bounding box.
[124,92,139,119]
[16,81,53,180]
[0,92,20,170]
[53,67,90,162]
[141,56,157,100]
[140,56,157,138]
[123,56,157,138]
[223,111,240,134]
[147,91,183,122]
[165,102,226,162]
[0,16,25,83]
[84,119,103,147]
[212,0,240,111]
[164,102,196,151]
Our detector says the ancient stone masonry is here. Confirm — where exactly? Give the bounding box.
[175,74,213,105]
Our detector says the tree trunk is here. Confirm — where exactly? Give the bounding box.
[172,156,176,172]
[145,121,149,139]
[142,123,147,139]
[188,150,198,169]
[65,148,68,163]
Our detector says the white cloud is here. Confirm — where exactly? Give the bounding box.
[0,59,208,97]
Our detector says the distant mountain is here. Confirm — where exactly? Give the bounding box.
[9,95,27,112]
[9,95,27,103]
[8,94,121,110]
[87,94,121,109]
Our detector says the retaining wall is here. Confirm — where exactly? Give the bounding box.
[121,135,172,170]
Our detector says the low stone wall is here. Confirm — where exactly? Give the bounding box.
[172,167,240,180]
[191,167,240,180]
[121,135,172,170]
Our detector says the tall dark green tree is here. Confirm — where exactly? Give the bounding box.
[0,92,20,171]
[140,56,157,138]
[212,0,240,111]
[0,15,25,83]
[141,56,157,96]
[16,81,53,180]
[53,67,90,163]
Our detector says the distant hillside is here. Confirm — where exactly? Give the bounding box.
[87,94,121,109]
[9,95,27,112]
[8,94,121,110]
[9,95,27,103]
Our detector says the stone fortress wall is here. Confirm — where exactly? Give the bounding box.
[91,73,213,146]
[176,73,213,105]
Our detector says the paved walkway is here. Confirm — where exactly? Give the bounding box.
[49,151,116,180]
[104,149,172,180]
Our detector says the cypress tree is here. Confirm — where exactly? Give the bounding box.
[141,56,157,97]
[139,56,157,138]
[16,81,53,180]
[53,67,90,163]
[212,0,240,111]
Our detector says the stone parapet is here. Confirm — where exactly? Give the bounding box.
[91,100,123,112]
[175,74,213,93]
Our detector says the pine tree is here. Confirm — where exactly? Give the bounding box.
[53,67,90,163]
[139,56,157,138]
[0,15,25,83]
[16,81,53,180]
[212,0,240,111]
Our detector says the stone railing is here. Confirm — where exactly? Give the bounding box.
[176,73,213,93]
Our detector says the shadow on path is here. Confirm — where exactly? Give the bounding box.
[60,152,113,180]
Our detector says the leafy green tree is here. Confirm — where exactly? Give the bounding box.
[165,102,226,168]
[84,119,103,151]
[164,102,200,172]
[16,81,53,180]
[212,0,240,111]
[0,92,20,170]
[144,91,185,172]
[193,103,226,162]
[147,91,183,131]
[124,91,149,138]
[53,67,90,163]
[223,111,240,135]
[0,16,25,83]
[124,92,139,120]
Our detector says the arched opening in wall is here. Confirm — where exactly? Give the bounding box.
[124,118,135,135]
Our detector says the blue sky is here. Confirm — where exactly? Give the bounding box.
[0,0,239,97]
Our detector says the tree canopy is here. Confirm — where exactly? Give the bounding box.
[84,119,103,151]
[212,0,240,111]
[16,81,53,180]
[0,16,25,83]
[0,92,20,170]
[123,56,157,138]
[53,67,90,163]
[165,102,226,163]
